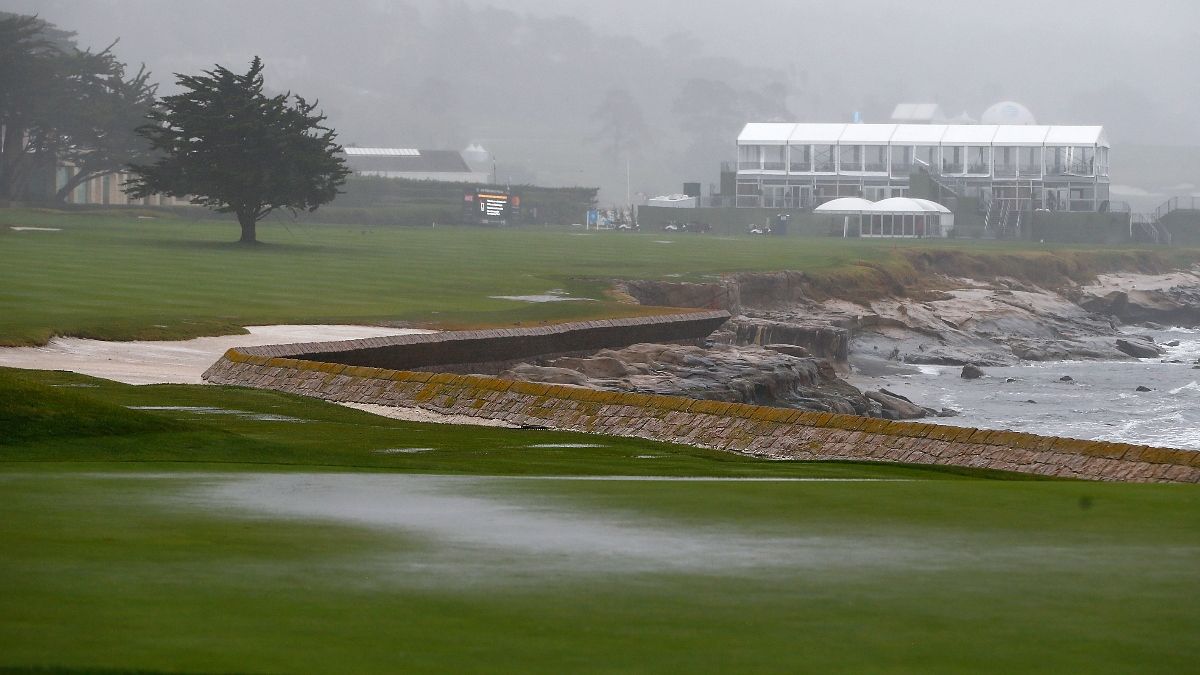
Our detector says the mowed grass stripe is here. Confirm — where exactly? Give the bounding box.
[1,208,1193,344]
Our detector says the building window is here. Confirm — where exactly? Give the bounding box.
[965,146,990,175]
[890,145,913,175]
[1018,147,1041,176]
[762,145,785,171]
[789,145,811,172]
[737,145,760,171]
[840,145,863,172]
[1046,147,1068,175]
[914,145,937,171]
[994,147,1017,177]
[1068,146,1095,175]
[941,146,964,174]
[864,145,887,172]
[814,145,836,172]
[1069,185,1095,211]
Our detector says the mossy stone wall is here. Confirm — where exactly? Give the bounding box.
[203,350,1200,484]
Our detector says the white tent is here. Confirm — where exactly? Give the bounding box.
[813,197,876,213]
[815,197,952,238]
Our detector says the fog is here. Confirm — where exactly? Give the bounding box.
[5,0,1197,202]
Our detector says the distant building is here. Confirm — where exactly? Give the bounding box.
[341,147,489,183]
[734,122,1111,218]
[890,103,945,124]
[55,165,190,207]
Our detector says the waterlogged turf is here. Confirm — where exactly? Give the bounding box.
[0,471,1197,673]
[2,370,1199,672]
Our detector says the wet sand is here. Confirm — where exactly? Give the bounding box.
[0,324,434,385]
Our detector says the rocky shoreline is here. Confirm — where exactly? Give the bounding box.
[495,267,1200,421]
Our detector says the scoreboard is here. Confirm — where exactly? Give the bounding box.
[463,188,521,225]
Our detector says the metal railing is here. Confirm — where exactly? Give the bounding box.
[1155,196,1200,221]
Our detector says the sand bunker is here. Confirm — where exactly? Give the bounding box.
[0,324,434,385]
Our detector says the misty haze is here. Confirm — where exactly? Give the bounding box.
[1,1,1198,673]
[7,0,1200,207]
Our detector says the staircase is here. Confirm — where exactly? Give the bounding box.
[984,199,1023,240]
[1132,213,1172,244]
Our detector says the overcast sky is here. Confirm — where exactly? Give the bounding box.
[5,0,1197,198]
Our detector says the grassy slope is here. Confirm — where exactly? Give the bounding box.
[3,208,1195,345]
[1,368,1198,673]
[0,367,979,479]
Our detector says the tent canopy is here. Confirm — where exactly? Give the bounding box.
[737,123,1108,147]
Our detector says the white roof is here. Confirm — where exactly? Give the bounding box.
[941,125,999,144]
[1045,125,1108,146]
[890,124,948,144]
[890,103,943,122]
[787,123,847,143]
[814,197,875,213]
[737,123,795,145]
[909,198,953,214]
[839,123,897,144]
[992,125,1051,146]
[873,197,951,214]
[343,147,420,156]
[738,123,1108,147]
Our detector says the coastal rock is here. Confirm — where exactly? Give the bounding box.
[1115,338,1163,359]
[503,342,881,416]
[1079,286,1200,326]
[762,343,811,358]
[864,390,928,419]
[960,364,985,379]
[731,317,849,363]
[501,364,590,386]
[1135,385,1153,392]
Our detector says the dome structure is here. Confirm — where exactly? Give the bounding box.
[980,101,1037,125]
[872,197,952,214]
[813,197,875,212]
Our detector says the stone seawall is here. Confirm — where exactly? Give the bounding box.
[203,350,1200,483]
[237,311,731,373]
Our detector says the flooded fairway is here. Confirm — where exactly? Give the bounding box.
[182,473,937,581]
[1,469,1197,673]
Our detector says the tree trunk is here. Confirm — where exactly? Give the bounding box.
[237,210,258,244]
[54,169,95,204]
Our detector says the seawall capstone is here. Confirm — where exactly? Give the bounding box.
[203,344,1200,484]
[237,311,731,373]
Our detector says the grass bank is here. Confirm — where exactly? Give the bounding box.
[3,208,1196,345]
[1,368,1198,673]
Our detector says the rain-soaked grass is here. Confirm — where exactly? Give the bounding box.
[1,367,1199,672]
[3,207,1187,345]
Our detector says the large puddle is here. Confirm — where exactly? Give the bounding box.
[172,473,936,583]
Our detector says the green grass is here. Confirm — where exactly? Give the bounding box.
[3,210,1199,673]
[4,208,1185,345]
[0,368,975,479]
[1,368,1198,673]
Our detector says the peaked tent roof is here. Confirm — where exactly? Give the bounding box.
[737,123,1109,146]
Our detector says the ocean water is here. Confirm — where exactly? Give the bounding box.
[849,327,1200,451]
